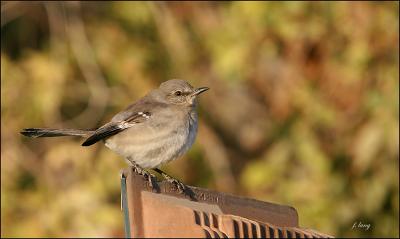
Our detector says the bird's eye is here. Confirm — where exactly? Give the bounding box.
[174,91,182,96]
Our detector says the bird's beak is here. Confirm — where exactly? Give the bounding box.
[192,87,210,97]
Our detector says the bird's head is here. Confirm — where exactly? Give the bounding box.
[157,79,209,106]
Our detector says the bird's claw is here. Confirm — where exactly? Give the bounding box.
[130,164,157,188]
[143,172,156,188]
[169,178,186,193]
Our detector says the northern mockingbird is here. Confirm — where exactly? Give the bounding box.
[21,79,209,192]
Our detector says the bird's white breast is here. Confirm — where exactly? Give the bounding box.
[104,108,198,169]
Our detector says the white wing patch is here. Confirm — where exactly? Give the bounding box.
[119,121,136,129]
[119,111,151,129]
[137,111,150,119]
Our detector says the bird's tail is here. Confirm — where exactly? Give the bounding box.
[20,128,93,138]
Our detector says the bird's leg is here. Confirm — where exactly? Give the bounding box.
[128,159,156,187]
[153,168,186,193]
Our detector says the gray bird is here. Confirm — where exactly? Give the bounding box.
[21,79,209,192]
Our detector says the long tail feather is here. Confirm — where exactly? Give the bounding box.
[20,128,92,138]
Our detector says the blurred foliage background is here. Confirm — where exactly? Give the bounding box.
[1,1,399,237]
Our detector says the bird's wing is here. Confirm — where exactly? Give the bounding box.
[81,110,152,146]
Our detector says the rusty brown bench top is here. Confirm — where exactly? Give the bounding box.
[120,167,333,238]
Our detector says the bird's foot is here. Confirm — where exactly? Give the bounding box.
[130,162,157,188]
[154,168,186,194]
[167,177,186,193]
[143,171,157,187]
